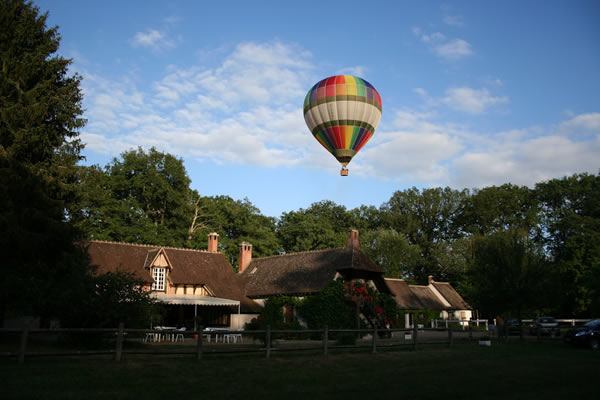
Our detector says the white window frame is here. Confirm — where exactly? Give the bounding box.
[152,267,166,291]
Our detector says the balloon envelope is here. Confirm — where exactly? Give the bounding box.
[303,75,382,171]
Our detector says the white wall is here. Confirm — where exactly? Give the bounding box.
[230,314,259,330]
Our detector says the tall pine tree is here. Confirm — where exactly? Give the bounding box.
[0,0,87,325]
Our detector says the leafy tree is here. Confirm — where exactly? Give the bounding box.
[379,187,469,283]
[65,271,157,329]
[277,200,356,252]
[535,173,600,316]
[296,280,356,329]
[464,229,548,318]
[69,148,195,246]
[360,229,421,279]
[458,184,538,236]
[191,195,279,265]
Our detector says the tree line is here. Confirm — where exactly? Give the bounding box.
[67,146,600,319]
[1,1,598,328]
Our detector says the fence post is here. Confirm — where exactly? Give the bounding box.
[266,325,271,359]
[412,325,418,351]
[18,326,29,364]
[447,326,453,347]
[115,322,124,362]
[372,326,377,353]
[519,324,524,341]
[196,325,204,360]
[323,325,328,356]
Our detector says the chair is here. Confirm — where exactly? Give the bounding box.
[174,327,186,343]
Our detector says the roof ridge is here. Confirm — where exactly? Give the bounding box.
[88,239,213,254]
[253,247,346,261]
[384,278,406,282]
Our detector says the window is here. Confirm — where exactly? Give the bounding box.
[152,267,166,291]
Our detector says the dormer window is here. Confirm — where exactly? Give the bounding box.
[152,267,166,291]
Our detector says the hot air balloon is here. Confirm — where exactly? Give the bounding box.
[303,75,382,176]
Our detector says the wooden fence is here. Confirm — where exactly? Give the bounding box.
[0,324,474,364]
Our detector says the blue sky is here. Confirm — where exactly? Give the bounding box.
[38,0,600,217]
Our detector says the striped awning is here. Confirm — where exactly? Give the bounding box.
[152,294,240,307]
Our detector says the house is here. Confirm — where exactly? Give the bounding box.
[240,229,391,304]
[87,229,471,330]
[87,234,260,330]
[385,276,472,328]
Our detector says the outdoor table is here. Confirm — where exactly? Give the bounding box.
[203,327,229,343]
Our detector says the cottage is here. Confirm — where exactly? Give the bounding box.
[240,229,390,304]
[385,276,472,328]
[87,229,471,331]
[87,235,260,330]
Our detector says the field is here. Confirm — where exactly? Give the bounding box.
[2,341,597,400]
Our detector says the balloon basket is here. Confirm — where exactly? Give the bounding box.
[340,167,349,176]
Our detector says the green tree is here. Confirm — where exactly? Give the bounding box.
[380,187,469,283]
[360,229,421,279]
[0,0,84,190]
[0,0,88,325]
[0,153,92,324]
[65,271,157,329]
[465,230,548,319]
[277,200,356,252]
[69,148,196,247]
[297,280,356,329]
[535,173,600,316]
[458,184,538,236]
[191,195,279,265]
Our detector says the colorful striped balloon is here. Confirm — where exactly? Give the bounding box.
[303,75,382,175]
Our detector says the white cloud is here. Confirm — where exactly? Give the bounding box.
[433,39,472,60]
[80,41,323,168]
[352,108,599,188]
[443,87,508,114]
[337,66,367,76]
[444,15,464,27]
[130,29,175,51]
[452,132,600,188]
[353,110,463,183]
[79,40,599,187]
[414,28,472,61]
[560,112,600,134]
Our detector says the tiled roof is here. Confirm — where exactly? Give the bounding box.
[242,247,383,298]
[86,240,260,313]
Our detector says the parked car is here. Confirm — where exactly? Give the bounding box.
[529,317,560,336]
[564,319,600,350]
[505,319,523,335]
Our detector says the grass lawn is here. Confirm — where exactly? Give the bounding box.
[2,341,597,400]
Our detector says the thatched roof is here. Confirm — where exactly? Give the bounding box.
[86,240,260,312]
[384,278,424,309]
[385,278,471,311]
[432,282,471,310]
[242,247,384,298]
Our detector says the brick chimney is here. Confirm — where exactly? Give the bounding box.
[347,229,360,250]
[207,232,219,253]
[428,275,434,285]
[238,242,252,273]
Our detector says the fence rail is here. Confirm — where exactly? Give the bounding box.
[2,319,578,364]
[1,324,487,363]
